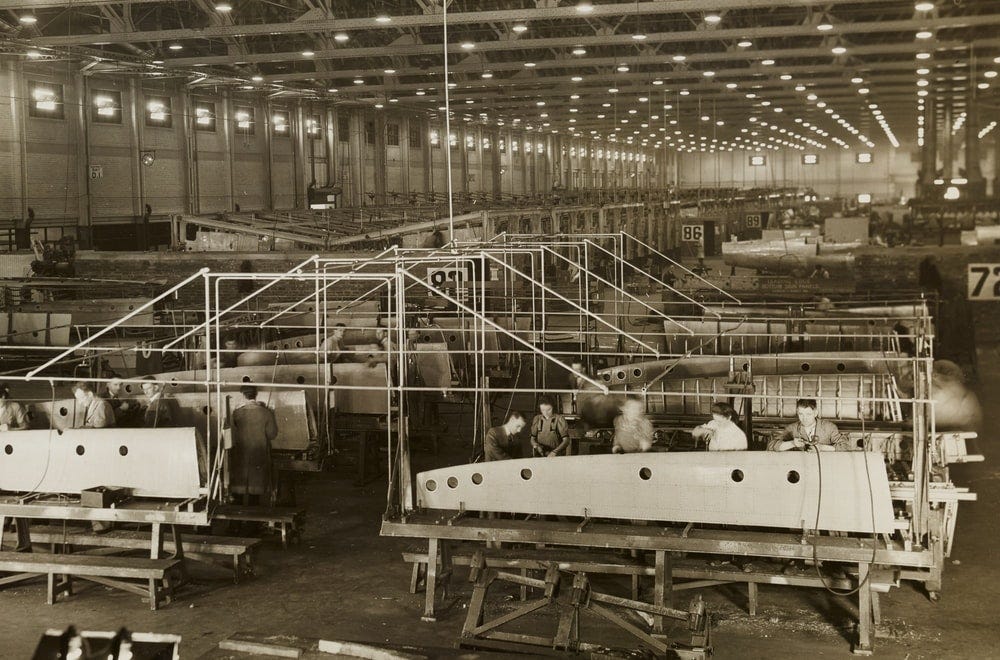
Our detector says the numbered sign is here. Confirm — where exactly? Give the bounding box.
[88,165,103,180]
[745,214,762,228]
[681,224,704,243]
[968,264,1000,301]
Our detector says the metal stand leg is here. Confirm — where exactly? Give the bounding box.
[748,582,758,616]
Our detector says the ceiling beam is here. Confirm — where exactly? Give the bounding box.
[149,29,1000,70]
[29,0,910,47]
[0,0,170,8]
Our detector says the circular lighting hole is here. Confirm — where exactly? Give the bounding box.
[426,480,437,492]
[800,363,811,372]
[447,476,458,489]
[59,407,69,417]
[3,445,12,455]
[616,371,626,380]
[836,362,846,372]
[242,376,252,383]
[471,473,483,485]
[76,445,86,456]
[296,375,306,384]
[119,446,129,457]
[639,467,652,480]
[787,470,800,484]
[731,469,744,483]
[520,468,532,481]
[633,368,642,378]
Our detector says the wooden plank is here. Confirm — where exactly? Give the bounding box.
[0,428,202,499]
[213,505,302,524]
[0,551,176,578]
[415,452,895,534]
[27,526,258,556]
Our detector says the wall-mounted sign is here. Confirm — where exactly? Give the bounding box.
[88,165,103,180]
[681,224,704,243]
[968,264,1000,301]
[745,213,762,228]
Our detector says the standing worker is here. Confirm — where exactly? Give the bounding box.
[71,382,115,428]
[529,396,570,457]
[229,386,278,506]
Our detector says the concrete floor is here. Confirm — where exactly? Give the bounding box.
[1,383,997,660]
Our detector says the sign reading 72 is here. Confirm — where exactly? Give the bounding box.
[967,264,1000,300]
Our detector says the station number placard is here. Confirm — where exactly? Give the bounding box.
[745,214,762,228]
[967,264,1000,301]
[681,224,704,243]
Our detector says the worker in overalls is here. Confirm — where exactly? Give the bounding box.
[529,395,570,457]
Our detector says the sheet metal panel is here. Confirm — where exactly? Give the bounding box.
[0,427,202,499]
[329,363,390,414]
[416,452,894,534]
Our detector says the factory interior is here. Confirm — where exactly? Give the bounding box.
[1,0,999,658]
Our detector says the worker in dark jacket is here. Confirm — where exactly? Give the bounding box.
[140,377,175,428]
[474,412,526,462]
[229,385,278,505]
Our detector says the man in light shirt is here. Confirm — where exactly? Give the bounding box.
[692,402,747,451]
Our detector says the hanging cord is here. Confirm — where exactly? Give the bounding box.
[808,412,879,596]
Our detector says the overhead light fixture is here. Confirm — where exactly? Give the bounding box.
[737,40,752,48]
[817,22,834,31]
[858,87,870,94]
[680,89,690,95]
[576,1,594,13]
[375,14,391,23]
[831,46,847,55]
[251,75,263,82]
[916,52,931,59]
[328,88,338,93]
[916,30,933,39]
[914,2,934,11]
[26,49,42,59]
[780,74,792,80]
[461,41,475,49]
[704,13,722,24]
[384,68,396,74]
[168,43,183,50]
[672,54,686,62]
[334,32,349,42]
[570,94,580,99]
[214,2,232,11]
[632,33,647,40]
[481,71,492,78]
[18,14,37,24]
[572,75,584,81]
[703,70,715,77]
[512,23,527,33]
[984,71,998,79]
[301,50,314,57]
[524,62,536,67]
[726,82,737,89]
[353,78,364,84]
[761,59,775,65]
[608,87,619,93]
[652,79,663,85]
[572,47,586,55]
[978,82,990,90]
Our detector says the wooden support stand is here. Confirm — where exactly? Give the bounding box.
[213,505,304,548]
